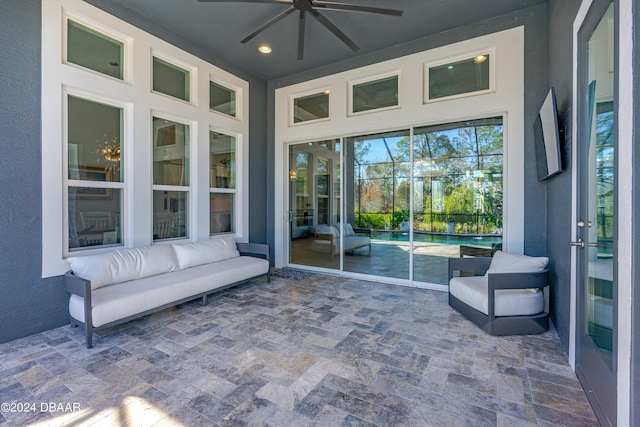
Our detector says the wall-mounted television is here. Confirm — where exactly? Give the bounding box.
[535,87,563,181]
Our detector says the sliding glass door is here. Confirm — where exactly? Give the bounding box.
[288,140,341,270]
[286,119,503,286]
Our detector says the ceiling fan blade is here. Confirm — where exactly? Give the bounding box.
[198,0,292,4]
[240,6,296,43]
[312,1,403,16]
[298,10,306,60]
[310,10,359,52]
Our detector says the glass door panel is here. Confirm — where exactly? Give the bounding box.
[344,130,410,280]
[412,119,503,285]
[288,140,340,270]
[576,2,616,425]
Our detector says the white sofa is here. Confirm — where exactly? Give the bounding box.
[65,236,270,348]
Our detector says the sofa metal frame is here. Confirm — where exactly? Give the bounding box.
[65,242,270,348]
[448,256,550,336]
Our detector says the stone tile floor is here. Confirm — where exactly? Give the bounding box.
[0,272,598,426]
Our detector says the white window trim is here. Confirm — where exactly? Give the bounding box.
[42,0,249,277]
[423,47,497,104]
[274,27,525,280]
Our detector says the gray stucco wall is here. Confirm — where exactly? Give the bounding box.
[0,1,70,343]
[0,0,269,344]
[546,0,583,353]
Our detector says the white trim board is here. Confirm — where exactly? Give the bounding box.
[41,0,250,277]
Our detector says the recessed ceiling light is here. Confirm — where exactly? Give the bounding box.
[258,44,272,54]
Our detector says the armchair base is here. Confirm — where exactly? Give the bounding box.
[449,293,548,336]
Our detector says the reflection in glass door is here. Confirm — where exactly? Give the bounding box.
[288,140,341,270]
[412,119,503,285]
[576,2,616,425]
[344,130,410,281]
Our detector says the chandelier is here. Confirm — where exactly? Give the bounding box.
[96,134,121,172]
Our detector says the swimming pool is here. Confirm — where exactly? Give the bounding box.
[370,230,502,248]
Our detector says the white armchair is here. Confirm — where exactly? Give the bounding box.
[448,251,550,335]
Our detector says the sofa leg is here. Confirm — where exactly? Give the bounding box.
[85,327,93,349]
[201,295,208,306]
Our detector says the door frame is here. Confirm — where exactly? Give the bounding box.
[570,0,634,425]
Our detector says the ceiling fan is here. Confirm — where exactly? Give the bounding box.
[197,0,403,60]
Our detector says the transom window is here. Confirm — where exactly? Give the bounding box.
[426,53,492,101]
[292,91,330,124]
[153,56,191,102]
[350,74,399,114]
[66,19,124,80]
[210,81,237,118]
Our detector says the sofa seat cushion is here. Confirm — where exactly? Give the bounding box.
[67,245,179,290]
[69,256,269,327]
[449,276,544,317]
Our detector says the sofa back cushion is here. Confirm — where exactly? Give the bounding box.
[172,235,240,270]
[67,245,179,290]
[486,250,548,275]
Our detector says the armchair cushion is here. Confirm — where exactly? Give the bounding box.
[486,250,548,275]
[449,276,544,317]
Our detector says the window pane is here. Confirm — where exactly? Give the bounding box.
[428,55,490,100]
[293,92,329,123]
[153,57,190,101]
[69,187,122,250]
[210,193,234,234]
[352,75,398,114]
[153,191,187,240]
[68,96,123,182]
[67,20,123,79]
[210,132,236,189]
[153,118,190,186]
[210,81,236,117]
